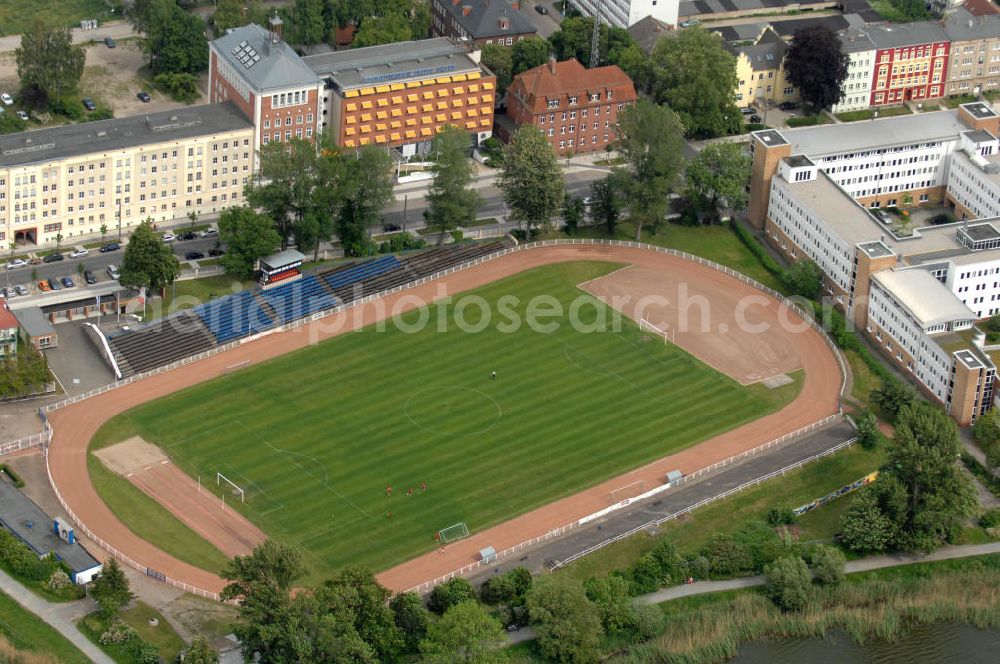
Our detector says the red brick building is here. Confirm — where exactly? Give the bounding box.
[866,22,951,106]
[430,0,537,47]
[504,58,637,154]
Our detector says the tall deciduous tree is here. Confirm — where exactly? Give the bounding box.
[547,17,636,68]
[526,576,603,664]
[512,37,550,75]
[685,143,751,221]
[15,20,85,105]
[130,0,209,74]
[292,0,326,45]
[481,44,513,95]
[246,138,319,248]
[590,173,623,236]
[424,125,481,242]
[615,100,686,239]
[419,601,507,663]
[218,206,281,278]
[763,556,812,611]
[498,126,564,241]
[337,145,395,256]
[318,566,403,661]
[784,26,850,111]
[91,558,134,618]
[390,592,429,652]
[119,220,181,294]
[181,636,219,664]
[649,28,742,138]
[353,13,412,48]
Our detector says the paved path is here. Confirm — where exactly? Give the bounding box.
[0,21,136,53]
[0,567,114,664]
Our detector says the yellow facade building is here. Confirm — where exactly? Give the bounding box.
[730,28,799,108]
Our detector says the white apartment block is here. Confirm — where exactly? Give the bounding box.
[832,31,876,114]
[570,0,679,29]
[946,130,1000,220]
[0,104,254,248]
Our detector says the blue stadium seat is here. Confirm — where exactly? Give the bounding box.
[322,255,402,290]
[194,290,276,344]
[260,275,339,324]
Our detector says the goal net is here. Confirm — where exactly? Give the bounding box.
[217,472,245,503]
[639,317,672,345]
[609,480,646,504]
[437,522,470,543]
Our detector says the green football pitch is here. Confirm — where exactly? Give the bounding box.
[91,262,801,580]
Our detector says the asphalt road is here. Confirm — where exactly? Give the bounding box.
[463,418,858,586]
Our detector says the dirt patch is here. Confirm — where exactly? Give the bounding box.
[94,436,265,559]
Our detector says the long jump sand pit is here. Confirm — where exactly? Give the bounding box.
[94,437,265,558]
[581,265,803,385]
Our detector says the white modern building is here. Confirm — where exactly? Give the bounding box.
[832,28,876,114]
[570,0,679,29]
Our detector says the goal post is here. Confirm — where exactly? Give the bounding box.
[609,480,646,504]
[639,317,671,345]
[437,522,470,543]
[217,472,245,503]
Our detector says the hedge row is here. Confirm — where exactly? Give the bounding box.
[961,452,1000,500]
[727,219,783,277]
[0,464,24,488]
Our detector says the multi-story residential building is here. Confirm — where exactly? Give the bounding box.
[748,102,1000,424]
[571,0,679,30]
[208,19,325,151]
[0,103,254,249]
[867,22,950,107]
[729,28,798,108]
[831,28,876,113]
[303,38,496,157]
[503,58,637,155]
[0,305,17,359]
[942,8,1000,98]
[430,0,537,47]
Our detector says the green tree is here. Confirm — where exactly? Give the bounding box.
[855,409,879,450]
[337,145,394,256]
[870,381,915,422]
[781,260,823,299]
[419,601,507,663]
[428,577,477,615]
[481,44,513,95]
[221,540,305,663]
[119,220,181,294]
[152,72,200,103]
[974,409,1000,467]
[590,173,622,235]
[246,138,320,248]
[547,17,637,68]
[583,575,635,636]
[130,0,209,74]
[91,558,134,618]
[498,126,564,242]
[292,0,326,45]
[15,20,85,106]
[424,125,481,242]
[615,100,686,240]
[685,143,751,221]
[809,545,846,585]
[784,26,850,111]
[390,592,429,652]
[0,112,28,134]
[562,194,586,235]
[99,224,108,247]
[181,636,218,664]
[650,28,742,138]
[211,0,247,33]
[764,556,812,611]
[512,36,550,75]
[218,206,281,279]
[319,566,403,661]
[840,487,897,552]
[889,0,930,20]
[526,576,603,664]
[353,13,412,48]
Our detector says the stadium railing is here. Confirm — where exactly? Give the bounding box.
[36,239,851,601]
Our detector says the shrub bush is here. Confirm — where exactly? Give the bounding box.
[809,545,846,585]
[766,507,796,526]
[153,72,200,103]
[427,577,476,614]
[764,556,813,611]
[99,619,135,646]
[479,574,516,605]
[727,219,783,277]
[980,508,1000,529]
[50,98,84,120]
[377,232,425,254]
[0,464,24,487]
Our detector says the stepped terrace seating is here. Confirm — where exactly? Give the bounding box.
[320,255,402,291]
[193,290,276,344]
[401,241,507,279]
[260,274,338,325]
[106,312,216,377]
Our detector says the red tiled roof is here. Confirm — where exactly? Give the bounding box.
[0,305,17,330]
[508,58,638,115]
[963,0,999,16]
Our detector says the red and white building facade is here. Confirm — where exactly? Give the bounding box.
[867,22,951,107]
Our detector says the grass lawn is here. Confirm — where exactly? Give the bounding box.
[867,0,921,23]
[0,0,113,36]
[785,114,833,128]
[836,106,912,122]
[944,94,979,109]
[0,589,90,664]
[91,262,798,581]
[141,274,253,322]
[846,349,880,404]
[79,603,185,664]
[558,439,887,582]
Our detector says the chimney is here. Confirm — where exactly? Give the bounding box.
[269,12,284,44]
[548,55,556,75]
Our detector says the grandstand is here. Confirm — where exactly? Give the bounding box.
[100,241,511,377]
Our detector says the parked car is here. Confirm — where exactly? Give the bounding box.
[1,287,14,298]
[6,258,26,270]
[208,247,225,257]
[680,19,701,28]
[0,92,12,106]
[16,110,28,121]
[37,280,51,293]
[382,223,401,233]
[583,196,592,206]
[82,98,96,111]
[200,227,218,238]
[60,276,74,288]
[161,233,176,242]
[178,231,197,241]
[99,242,120,253]
[740,106,756,116]
[42,252,64,263]
[107,264,120,280]
[137,91,151,103]
[84,270,97,285]
[104,37,116,48]
[779,101,799,111]
[535,4,549,13]
[69,246,89,259]
[749,114,762,124]
[14,285,28,296]
[185,251,205,260]
[47,278,61,291]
